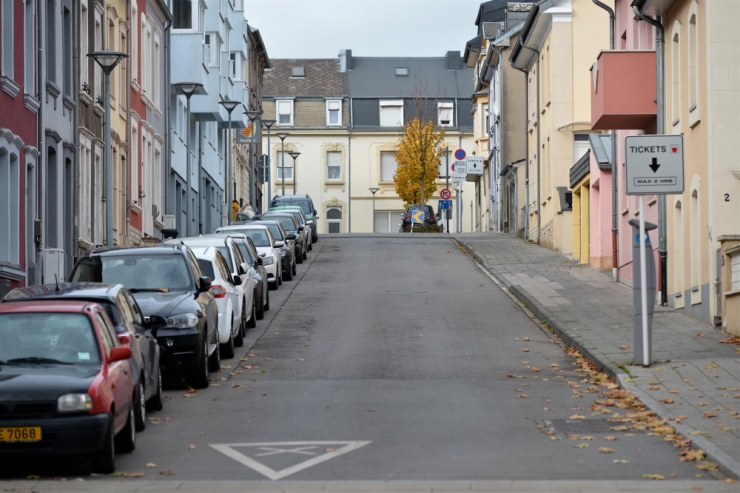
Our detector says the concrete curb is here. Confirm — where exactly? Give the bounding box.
[456,238,740,480]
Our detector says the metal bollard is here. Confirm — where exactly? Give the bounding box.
[629,218,657,366]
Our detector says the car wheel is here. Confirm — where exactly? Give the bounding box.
[296,249,303,264]
[303,245,308,259]
[134,379,146,432]
[235,311,245,346]
[292,262,297,276]
[264,287,270,311]
[278,269,283,285]
[221,326,235,359]
[308,241,313,251]
[269,279,278,291]
[91,413,116,474]
[247,296,258,327]
[284,265,293,281]
[115,403,136,453]
[255,290,265,320]
[146,370,164,412]
[190,337,210,389]
[208,334,221,372]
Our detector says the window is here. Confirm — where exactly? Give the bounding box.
[438,102,453,127]
[379,100,403,127]
[291,66,304,78]
[394,67,408,76]
[154,33,161,107]
[276,151,293,181]
[108,18,116,102]
[671,22,681,128]
[25,0,35,94]
[688,2,700,126]
[437,149,451,178]
[327,207,341,233]
[276,100,293,126]
[326,100,341,126]
[380,151,397,182]
[94,13,102,103]
[674,200,684,296]
[131,3,138,84]
[690,188,700,290]
[154,143,162,223]
[482,103,490,135]
[119,31,126,102]
[0,149,20,264]
[46,0,55,83]
[173,0,192,29]
[230,53,237,79]
[327,151,341,181]
[131,122,139,205]
[1,0,12,79]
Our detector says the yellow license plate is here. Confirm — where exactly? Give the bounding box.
[0,426,42,442]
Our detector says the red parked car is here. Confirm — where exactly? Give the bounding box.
[0,300,137,473]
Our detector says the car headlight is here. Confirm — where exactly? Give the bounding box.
[262,256,274,265]
[166,313,199,328]
[58,393,93,413]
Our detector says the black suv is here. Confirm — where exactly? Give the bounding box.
[270,194,318,243]
[68,244,219,389]
[400,204,438,231]
[2,282,163,430]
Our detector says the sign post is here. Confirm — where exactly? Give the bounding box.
[624,135,684,367]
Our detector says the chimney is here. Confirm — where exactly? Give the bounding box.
[339,49,353,72]
[446,51,462,70]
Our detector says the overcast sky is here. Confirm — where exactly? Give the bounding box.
[243,0,484,60]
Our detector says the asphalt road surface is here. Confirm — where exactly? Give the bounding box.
[1,235,730,490]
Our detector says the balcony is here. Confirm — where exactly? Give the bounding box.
[170,33,209,93]
[191,61,235,122]
[591,51,656,131]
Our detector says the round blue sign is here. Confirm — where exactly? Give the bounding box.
[454,148,466,160]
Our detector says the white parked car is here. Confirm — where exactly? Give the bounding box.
[164,236,255,357]
[190,247,243,361]
[216,224,282,290]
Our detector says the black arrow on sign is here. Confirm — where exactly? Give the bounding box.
[649,157,661,173]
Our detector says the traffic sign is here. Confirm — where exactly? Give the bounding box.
[625,135,684,195]
[440,188,451,200]
[453,162,466,177]
[454,148,466,160]
[439,199,452,210]
[411,210,425,224]
[467,156,484,175]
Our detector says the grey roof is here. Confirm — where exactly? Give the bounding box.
[589,134,613,170]
[570,150,591,188]
[263,59,347,98]
[483,22,505,40]
[346,55,473,99]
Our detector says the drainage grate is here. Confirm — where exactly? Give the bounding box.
[545,418,614,434]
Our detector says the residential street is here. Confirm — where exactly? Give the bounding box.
[3,234,738,492]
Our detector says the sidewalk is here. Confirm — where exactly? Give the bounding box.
[455,232,740,479]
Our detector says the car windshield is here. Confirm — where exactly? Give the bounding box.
[233,241,255,263]
[271,198,312,216]
[0,313,101,365]
[221,229,270,247]
[70,254,192,292]
[267,216,296,231]
[263,224,283,240]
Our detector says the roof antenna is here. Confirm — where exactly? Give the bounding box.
[54,274,61,292]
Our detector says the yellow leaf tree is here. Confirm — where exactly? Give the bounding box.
[393,118,445,209]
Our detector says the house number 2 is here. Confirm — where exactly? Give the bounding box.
[725,193,730,202]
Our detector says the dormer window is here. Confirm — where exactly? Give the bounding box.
[394,67,409,76]
[291,66,305,78]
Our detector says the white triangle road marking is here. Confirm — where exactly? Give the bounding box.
[209,441,372,480]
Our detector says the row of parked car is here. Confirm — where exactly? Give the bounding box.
[0,197,318,474]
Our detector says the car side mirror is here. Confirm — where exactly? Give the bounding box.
[313,209,318,216]
[286,234,297,241]
[232,275,242,286]
[198,276,212,293]
[117,332,132,345]
[239,262,248,275]
[147,315,167,335]
[109,346,132,363]
[298,226,305,231]
[257,256,263,265]
[274,240,285,248]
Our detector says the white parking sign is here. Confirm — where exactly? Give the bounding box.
[625,135,684,195]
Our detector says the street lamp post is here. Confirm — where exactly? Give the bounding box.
[288,151,300,194]
[262,119,276,209]
[369,187,379,232]
[245,110,262,212]
[174,82,203,236]
[219,100,239,225]
[88,50,128,246]
[276,132,289,196]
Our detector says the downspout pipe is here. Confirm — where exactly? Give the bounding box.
[512,65,529,240]
[593,0,619,282]
[36,0,45,284]
[348,97,352,233]
[521,45,541,245]
[73,0,79,265]
[491,46,504,233]
[633,3,667,305]
[164,19,172,217]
